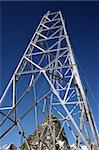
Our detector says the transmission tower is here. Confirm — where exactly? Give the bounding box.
[0,11,99,150]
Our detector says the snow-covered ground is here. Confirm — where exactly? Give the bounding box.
[0,144,11,150]
[71,144,88,150]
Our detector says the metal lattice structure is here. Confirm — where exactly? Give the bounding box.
[0,11,99,150]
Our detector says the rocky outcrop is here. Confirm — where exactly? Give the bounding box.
[20,114,70,150]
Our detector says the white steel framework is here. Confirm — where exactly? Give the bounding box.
[0,11,99,150]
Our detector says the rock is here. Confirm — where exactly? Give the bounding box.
[20,113,70,150]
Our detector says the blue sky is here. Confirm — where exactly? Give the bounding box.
[0,1,99,147]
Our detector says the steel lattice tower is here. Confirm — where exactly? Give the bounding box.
[0,11,99,150]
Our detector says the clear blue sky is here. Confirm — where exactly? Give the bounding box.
[0,1,99,147]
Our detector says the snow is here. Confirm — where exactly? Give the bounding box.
[0,144,11,150]
[70,144,88,150]
[56,140,65,148]
[81,145,88,150]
